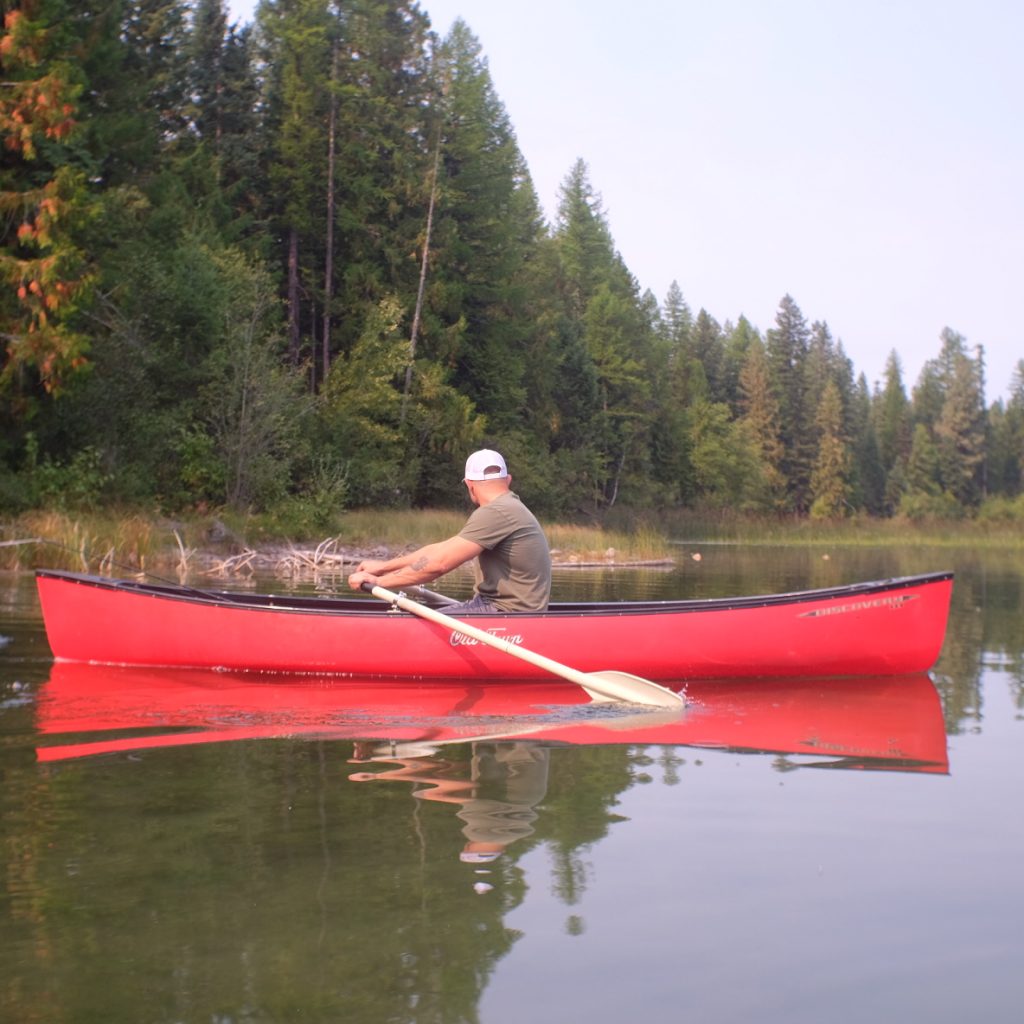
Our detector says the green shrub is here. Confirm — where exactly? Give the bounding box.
[977,494,1024,523]
[897,489,964,521]
[28,437,112,511]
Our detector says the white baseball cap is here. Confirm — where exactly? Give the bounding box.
[460,850,503,863]
[464,449,508,481]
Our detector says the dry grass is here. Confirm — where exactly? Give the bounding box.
[546,523,672,564]
[656,507,1024,549]
[333,508,468,551]
[0,511,161,571]
[1,507,676,573]
[8,504,1017,578]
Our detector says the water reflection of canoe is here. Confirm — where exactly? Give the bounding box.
[34,663,949,772]
[35,570,953,681]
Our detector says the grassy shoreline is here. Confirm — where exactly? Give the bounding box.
[3,506,1023,575]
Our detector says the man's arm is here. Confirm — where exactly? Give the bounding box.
[349,535,482,591]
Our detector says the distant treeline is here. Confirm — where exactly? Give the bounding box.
[2,1,1022,523]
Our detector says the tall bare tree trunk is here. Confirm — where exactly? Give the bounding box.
[401,130,442,425]
[322,42,339,385]
[287,228,301,364]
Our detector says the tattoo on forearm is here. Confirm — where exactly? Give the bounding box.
[410,556,429,572]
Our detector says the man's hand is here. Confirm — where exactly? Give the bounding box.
[348,570,379,591]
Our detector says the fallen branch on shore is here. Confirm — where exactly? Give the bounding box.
[2,530,674,578]
[189,537,674,578]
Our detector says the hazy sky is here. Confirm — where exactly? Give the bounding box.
[227,1,1021,403]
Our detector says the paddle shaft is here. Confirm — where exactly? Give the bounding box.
[366,583,683,706]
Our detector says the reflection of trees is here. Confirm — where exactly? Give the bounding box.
[537,745,690,930]
[534,745,631,915]
[4,742,517,1022]
[977,560,1024,715]
[3,737,639,1023]
[932,572,986,734]
[656,747,687,786]
[932,554,1024,733]
[1012,676,1024,717]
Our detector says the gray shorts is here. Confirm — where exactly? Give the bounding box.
[444,593,502,614]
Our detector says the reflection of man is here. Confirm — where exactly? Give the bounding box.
[349,741,550,863]
[457,743,550,863]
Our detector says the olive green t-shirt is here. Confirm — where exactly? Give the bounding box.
[458,491,551,611]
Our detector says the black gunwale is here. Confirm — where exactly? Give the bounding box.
[36,569,955,618]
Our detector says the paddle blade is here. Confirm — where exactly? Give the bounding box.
[582,671,684,707]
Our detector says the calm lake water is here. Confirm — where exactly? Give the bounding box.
[2,545,1022,1023]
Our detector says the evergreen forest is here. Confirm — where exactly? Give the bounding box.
[2,0,1023,526]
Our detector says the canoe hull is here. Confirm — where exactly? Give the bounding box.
[35,570,953,681]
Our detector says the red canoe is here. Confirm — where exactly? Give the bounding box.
[34,662,949,772]
[35,569,953,682]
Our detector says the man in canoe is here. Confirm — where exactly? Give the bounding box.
[347,448,552,612]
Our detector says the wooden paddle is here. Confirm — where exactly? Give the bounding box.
[364,583,684,708]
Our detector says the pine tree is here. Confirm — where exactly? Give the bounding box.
[766,294,812,510]
[659,281,693,354]
[328,0,432,364]
[901,333,978,524]
[805,321,855,436]
[1005,361,1024,494]
[873,351,911,474]
[935,338,986,507]
[258,0,335,365]
[721,315,758,413]
[118,0,190,156]
[986,400,1017,498]
[197,249,308,509]
[849,373,884,514]
[913,327,966,429]
[809,379,851,518]
[905,422,941,495]
[899,421,955,520]
[554,159,619,318]
[553,160,655,508]
[688,398,761,508]
[177,1,262,230]
[187,0,229,144]
[986,361,1023,499]
[738,336,786,510]
[691,308,726,404]
[427,18,545,431]
[911,328,986,510]
[647,282,695,503]
[655,283,703,410]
